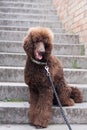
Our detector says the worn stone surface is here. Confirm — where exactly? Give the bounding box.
[0,8,57,14]
[0,31,79,44]
[0,53,87,69]
[0,26,65,33]
[0,124,87,130]
[0,82,87,102]
[51,103,87,124]
[0,41,84,54]
[0,0,53,3]
[0,41,24,53]
[0,53,26,67]
[0,20,62,28]
[0,13,59,21]
[58,55,87,69]
[0,67,87,84]
[0,82,29,101]
[0,2,55,8]
[0,67,24,82]
[53,44,85,55]
[64,69,87,84]
[0,102,29,124]
[0,102,87,124]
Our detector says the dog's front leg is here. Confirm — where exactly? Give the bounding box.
[33,87,53,128]
[29,87,39,125]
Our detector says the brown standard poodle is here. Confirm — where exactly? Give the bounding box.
[23,27,83,128]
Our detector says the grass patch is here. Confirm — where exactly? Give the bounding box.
[2,98,24,102]
[72,59,81,69]
[69,30,75,34]
[80,46,85,55]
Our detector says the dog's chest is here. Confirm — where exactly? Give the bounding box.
[29,66,47,83]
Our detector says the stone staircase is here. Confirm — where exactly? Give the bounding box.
[0,0,87,124]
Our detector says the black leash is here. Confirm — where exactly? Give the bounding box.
[45,65,73,130]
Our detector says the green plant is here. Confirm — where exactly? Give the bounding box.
[72,59,81,69]
[69,30,75,34]
[2,98,24,102]
[80,46,85,55]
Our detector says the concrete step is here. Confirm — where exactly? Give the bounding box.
[64,68,87,84]
[0,82,87,102]
[0,67,87,84]
[0,26,65,33]
[0,101,87,124]
[0,5,55,10]
[0,2,55,8]
[0,82,29,102]
[0,13,59,21]
[0,31,79,44]
[0,53,87,69]
[0,124,87,130]
[57,55,87,69]
[0,41,24,53]
[54,44,85,55]
[0,19,62,28]
[0,7,57,14]
[0,0,53,3]
[0,53,26,67]
[0,41,84,55]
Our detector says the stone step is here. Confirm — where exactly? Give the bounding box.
[0,124,87,130]
[0,0,53,3]
[0,53,26,67]
[0,82,87,102]
[0,67,87,84]
[0,41,84,55]
[0,7,57,14]
[57,55,87,69]
[0,53,86,69]
[0,82,29,102]
[0,31,79,44]
[0,101,87,124]
[64,68,87,84]
[0,19,62,28]
[0,26,65,33]
[0,2,55,8]
[0,13,59,21]
[54,44,85,55]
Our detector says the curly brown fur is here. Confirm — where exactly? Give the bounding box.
[23,27,83,128]
[70,86,83,103]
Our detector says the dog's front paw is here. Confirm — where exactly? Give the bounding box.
[36,125,46,129]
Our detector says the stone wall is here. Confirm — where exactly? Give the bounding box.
[53,0,87,54]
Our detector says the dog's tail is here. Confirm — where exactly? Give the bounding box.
[70,86,83,103]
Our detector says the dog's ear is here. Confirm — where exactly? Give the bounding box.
[23,31,33,56]
[23,35,30,52]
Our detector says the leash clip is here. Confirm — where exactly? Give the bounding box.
[45,66,50,76]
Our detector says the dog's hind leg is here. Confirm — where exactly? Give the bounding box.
[70,86,83,103]
[55,78,75,106]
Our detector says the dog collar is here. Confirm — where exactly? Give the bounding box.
[31,57,47,65]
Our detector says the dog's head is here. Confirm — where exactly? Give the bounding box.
[23,27,54,62]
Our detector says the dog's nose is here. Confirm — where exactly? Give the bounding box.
[39,51,45,56]
[34,42,46,60]
[39,49,45,53]
[38,42,45,53]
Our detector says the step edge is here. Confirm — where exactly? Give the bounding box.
[0,101,87,109]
